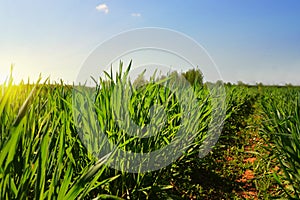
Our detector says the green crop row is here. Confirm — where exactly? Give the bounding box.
[1,62,299,199]
[261,87,300,199]
[0,62,227,199]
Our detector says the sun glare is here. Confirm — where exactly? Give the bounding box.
[0,74,8,84]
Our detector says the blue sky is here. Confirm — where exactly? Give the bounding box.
[0,0,299,85]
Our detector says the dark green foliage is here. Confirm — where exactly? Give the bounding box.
[182,68,204,86]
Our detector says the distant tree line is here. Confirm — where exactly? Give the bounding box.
[133,68,204,88]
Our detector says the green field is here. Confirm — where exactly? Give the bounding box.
[1,65,300,199]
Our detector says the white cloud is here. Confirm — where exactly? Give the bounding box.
[131,13,141,17]
[96,4,109,14]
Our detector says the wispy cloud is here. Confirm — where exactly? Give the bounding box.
[96,4,109,14]
[131,13,141,17]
